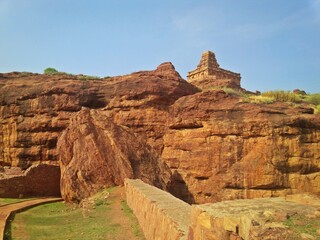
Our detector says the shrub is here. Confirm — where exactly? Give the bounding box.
[222,87,242,96]
[44,67,58,74]
[304,93,320,105]
[261,90,302,103]
[246,95,275,104]
[315,105,320,114]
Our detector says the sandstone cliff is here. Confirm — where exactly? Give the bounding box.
[0,62,319,203]
[163,90,320,203]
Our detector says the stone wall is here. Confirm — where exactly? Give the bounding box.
[125,179,320,240]
[125,179,191,240]
[0,164,60,197]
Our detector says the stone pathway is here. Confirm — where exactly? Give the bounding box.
[0,197,62,239]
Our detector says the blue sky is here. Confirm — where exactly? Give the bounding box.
[0,0,319,93]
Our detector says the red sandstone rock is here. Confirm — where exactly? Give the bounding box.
[58,108,171,202]
[163,90,320,203]
[0,164,60,197]
[1,61,319,204]
[0,66,198,169]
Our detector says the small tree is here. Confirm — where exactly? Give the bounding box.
[44,67,58,74]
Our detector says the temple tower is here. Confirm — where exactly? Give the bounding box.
[187,51,241,90]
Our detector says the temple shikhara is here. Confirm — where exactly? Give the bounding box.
[187,51,241,90]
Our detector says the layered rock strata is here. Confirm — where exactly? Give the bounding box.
[1,59,320,203]
[0,72,105,169]
[163,90,320,203]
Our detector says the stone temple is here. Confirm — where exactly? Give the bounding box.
[187,51,241,90]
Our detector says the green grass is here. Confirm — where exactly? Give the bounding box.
[304,93,320,105]
[7,201,120,240]
[239,90,320,114]
[5,187,144,240]
[43,67,102,80]
[0,198,34,206]
[284,215,320,239]
[261,90,302,103]
[243,95,275,104]
[120,200,144,238]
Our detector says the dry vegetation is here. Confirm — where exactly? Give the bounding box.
[219,88,320,113]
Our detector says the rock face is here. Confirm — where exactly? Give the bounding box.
[0,72,106,169]
[56,63,198,201]
[1,57,320,203]
[0,164,60,197]
[163,90,320,203]
[58,108,170,202]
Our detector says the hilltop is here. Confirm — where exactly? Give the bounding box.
[0,53,319,205]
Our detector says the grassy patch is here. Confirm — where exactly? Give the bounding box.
[0,198,33,206]
[8,201,120,240]
[262,90,302,103]
[240,91,320,114]
[284,215,320,239]
[304,93,320,105]
[43,67,102,80]
[6,187,144,240]
[121,200,144,238]
[244,95,275,104]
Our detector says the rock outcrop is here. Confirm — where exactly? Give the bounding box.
[163,90,320,203]
[0,164,60,197]
[58,108,171,202]
[1,56,319,203]
[56,63,198,201]
[0,72,106,169]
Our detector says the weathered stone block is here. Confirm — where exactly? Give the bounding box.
[125,179,191,240]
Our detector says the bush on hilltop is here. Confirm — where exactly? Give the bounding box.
[44,67,58,75]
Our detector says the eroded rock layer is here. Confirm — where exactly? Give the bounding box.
[1,62,319,203]
[164,90,320,203]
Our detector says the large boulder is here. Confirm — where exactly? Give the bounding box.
[58,108,170,202]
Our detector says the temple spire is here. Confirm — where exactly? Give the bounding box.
[187,51,241,90]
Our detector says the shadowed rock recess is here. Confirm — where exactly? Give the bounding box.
[0,54,319,203]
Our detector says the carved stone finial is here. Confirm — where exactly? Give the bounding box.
[198,51,220,69]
